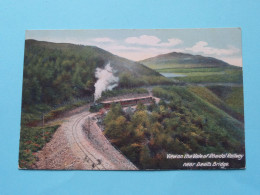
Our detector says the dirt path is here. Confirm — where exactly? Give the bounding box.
[36,110,137,170]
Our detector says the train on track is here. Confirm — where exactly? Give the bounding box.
[90,96,154,112]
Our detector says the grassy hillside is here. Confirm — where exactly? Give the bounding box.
[187,86,244,121]
[207,86,244,115]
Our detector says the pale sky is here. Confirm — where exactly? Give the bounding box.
[26,28,243,67]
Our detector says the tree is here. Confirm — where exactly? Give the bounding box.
[140,145,151,169]
[136,102,145,111]
[132,110,149,128]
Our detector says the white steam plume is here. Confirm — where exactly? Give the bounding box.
[94,62,119,101]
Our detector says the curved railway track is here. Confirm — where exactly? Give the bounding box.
[71,112,106,170]
[68,110,137,170]
[36,107,138,170]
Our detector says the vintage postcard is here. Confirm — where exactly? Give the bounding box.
[19,28,245,170]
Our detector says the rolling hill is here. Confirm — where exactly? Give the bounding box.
[140,51,243,84]
[140,52,237,69]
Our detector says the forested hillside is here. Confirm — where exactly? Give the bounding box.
[22,40,171,108]
[103,86,245,169]
[19,40,172,168]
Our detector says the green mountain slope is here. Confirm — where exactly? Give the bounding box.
[22,40,171,107]
[26,39,161,77]
[206,86,244,115]
[187,86,244,122]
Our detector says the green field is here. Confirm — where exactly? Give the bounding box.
[155,67,233,73]
[176,69,242,83]
[146,63,215,69]
[156,67,243,83]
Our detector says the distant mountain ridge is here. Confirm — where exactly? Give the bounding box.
[140,51,238,69]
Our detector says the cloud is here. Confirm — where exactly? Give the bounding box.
[160,38,183,47]
[125,35,160,46]
[93,37,115,43]
[125,35,183,47]
[98,43,173,61]
[186,41,240,56]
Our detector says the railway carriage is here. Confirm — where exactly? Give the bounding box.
[101,96,154,109]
